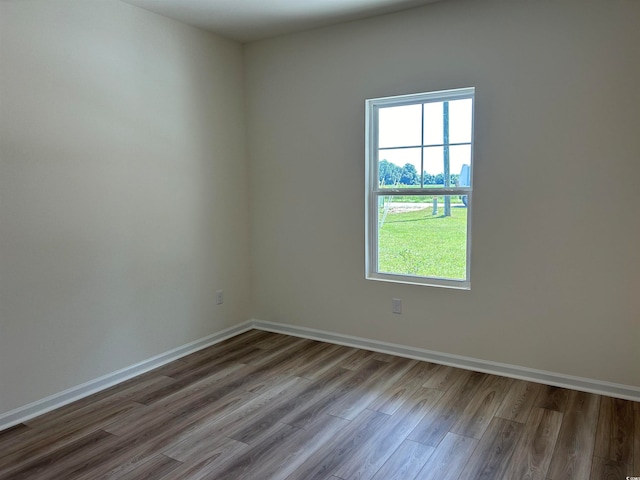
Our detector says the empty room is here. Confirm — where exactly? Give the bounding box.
[0,0,639,478]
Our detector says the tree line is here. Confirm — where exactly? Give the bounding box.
[379,159,458,186]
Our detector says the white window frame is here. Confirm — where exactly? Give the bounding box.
[365,87,474,289]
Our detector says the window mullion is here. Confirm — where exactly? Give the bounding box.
[380,141,470,150]
[373,187,470,195]
[420,103,424,188]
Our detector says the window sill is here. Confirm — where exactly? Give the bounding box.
[366,272,470,290]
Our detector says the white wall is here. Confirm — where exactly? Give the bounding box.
[0,0,251,414]
[245,0,640,387]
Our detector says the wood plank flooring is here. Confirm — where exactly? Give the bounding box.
[1,330,638,480]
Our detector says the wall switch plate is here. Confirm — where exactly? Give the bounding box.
[216,290,224,305]
[392,298,402,314]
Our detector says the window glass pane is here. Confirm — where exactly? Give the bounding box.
[423,101,443,146]
[377,195,467,280]
[378,104,422,148]
[378,148,421,188]
[448,98,473,144]
[422,145,471,187]
[422,146,443,186]
[450,145,471,187]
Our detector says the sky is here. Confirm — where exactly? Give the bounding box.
[378,98,472,176]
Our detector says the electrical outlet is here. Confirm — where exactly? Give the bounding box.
[392,298,402,314]
[216,290,224,305]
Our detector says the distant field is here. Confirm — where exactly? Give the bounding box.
[378,202,467,279]
[379,188,467,204]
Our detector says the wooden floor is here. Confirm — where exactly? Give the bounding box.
[1,330,638,480]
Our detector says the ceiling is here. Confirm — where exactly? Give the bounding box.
[122,0,444,43]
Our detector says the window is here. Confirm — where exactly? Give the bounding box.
[365,87,474,289]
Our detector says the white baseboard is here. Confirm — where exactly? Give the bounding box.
[251,319,640,402]
[0,321,253,431]
[3,317,638,432]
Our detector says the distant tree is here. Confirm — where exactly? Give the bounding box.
[400,163,420,185]
[434,173,445,185]
[423,172,435,185]
[379,159,401,185]
[450,173,459,186]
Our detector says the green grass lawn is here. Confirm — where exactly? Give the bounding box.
[378,203,467,279]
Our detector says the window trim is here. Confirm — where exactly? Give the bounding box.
[365,87,475,289]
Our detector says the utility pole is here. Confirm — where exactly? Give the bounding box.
[443,101,451,216]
